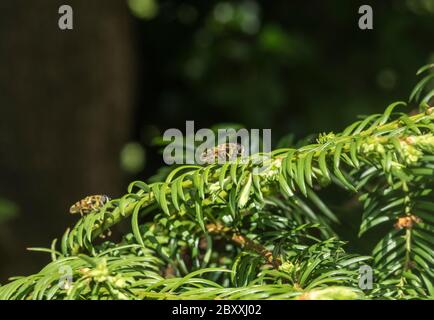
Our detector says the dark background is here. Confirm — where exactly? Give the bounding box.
[0,0,433,282]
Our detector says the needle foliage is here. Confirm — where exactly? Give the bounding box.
[1,66,433,300]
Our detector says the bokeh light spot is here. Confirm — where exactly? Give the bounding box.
[213,2,235,24]
[120,142,146,174]
[376,69,398,90]
[128,0,159,20]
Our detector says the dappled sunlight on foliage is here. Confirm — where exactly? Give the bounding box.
[1,66,433,300]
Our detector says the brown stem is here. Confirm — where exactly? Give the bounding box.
[206,223,281,268]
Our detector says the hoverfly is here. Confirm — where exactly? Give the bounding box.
[69,195,110,216]
[200,143,245,164]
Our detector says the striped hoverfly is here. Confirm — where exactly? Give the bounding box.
[200,142,245,164]
[69,194,110,216]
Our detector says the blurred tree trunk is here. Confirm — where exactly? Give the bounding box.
[0,0,136,280]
